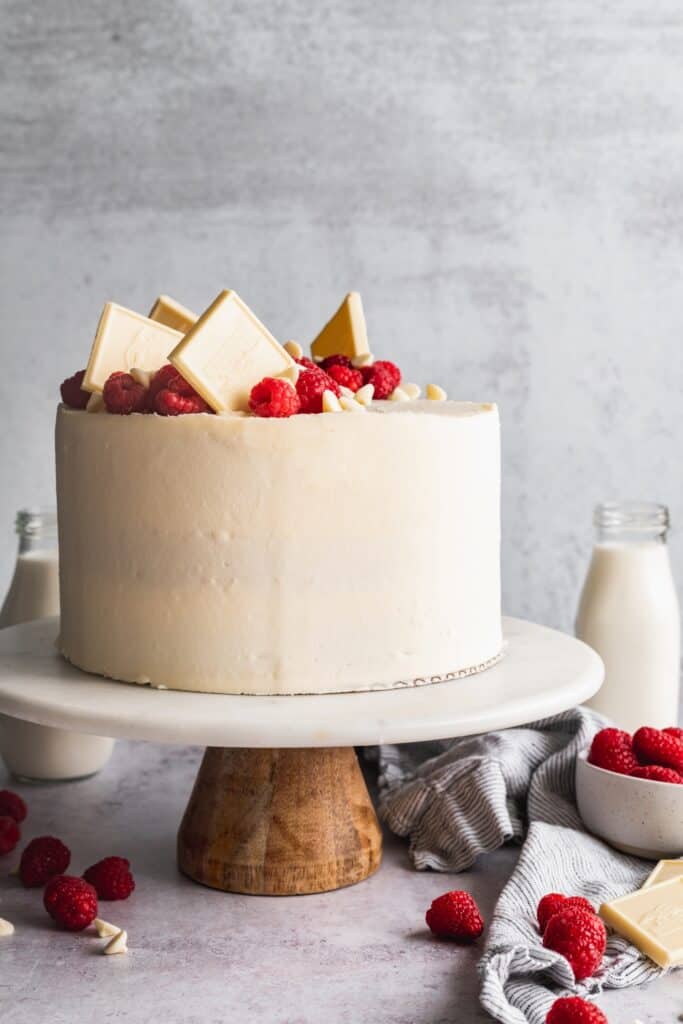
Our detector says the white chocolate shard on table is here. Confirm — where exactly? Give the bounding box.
[600,876,683,968]
[643,859,683,888]
[83,303,182,394]
[311,292,370,361]
[169,290,294,413]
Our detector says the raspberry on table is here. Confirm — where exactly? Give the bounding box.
[0,816,20,856]
[60,369,91,409]
[630,764,683,784]
[0,790,27,823]
[83,856,135,901]
[154,388,210,416]
[320,354,352,371]
[249,377,301,418]
[537,893,594,933]
[325,363,364,392]
[44,875,98,931]
[103,371,148,414]
[633,726,683,772]
[587,727,639,775]
[543,907,606,981]
[425,890,484,942]
[360,359,401,399]
[295,368,341,414]
[546,995,608,1024]
[20,835,71,887]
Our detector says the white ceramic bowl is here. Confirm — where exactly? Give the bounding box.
[575,749,683,859]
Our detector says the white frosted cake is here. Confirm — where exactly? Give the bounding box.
[55,291,502,695]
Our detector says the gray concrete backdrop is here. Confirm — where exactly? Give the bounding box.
[2,0,683,633]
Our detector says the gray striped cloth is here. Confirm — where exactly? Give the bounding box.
[371,707,667,1024]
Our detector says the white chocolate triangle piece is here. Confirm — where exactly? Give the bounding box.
[426,383,447,401]
[322,390,342,413]
[355,383,374,406]
[0,918,15,936]
[104,929,128,955]
[148,295,198,335]
[84,304,182,394]
[311,293,369,361]
[340,396,365,413]
[169,291,294,414]
[283,340,303,360]
[94,918,120,938]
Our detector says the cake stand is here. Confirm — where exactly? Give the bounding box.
[0,617,602,896]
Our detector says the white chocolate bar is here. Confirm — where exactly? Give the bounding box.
[84,304,182,394]
[149,295,198,334]
[310,293,370,361]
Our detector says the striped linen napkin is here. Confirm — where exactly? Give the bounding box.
[372,707,665,1024]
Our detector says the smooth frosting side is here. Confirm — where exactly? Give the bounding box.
[56,402,502,694]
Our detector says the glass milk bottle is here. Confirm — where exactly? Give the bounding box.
[0,508,114,782]
[576,503,680,731]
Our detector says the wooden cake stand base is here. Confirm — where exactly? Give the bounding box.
[0,618,604,897]
[178,746,382,895]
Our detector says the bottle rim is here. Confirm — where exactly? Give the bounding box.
[594,502,669,531]
[15,507,58,536]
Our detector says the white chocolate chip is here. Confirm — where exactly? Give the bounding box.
[0,918,15,937]
[94,918,120,938]
[278,364,300,387]
[402,382,421,400]
[355,384,374,406]
[389,387,410,402]
[351,353,374,368]
[312,355,324,364]
[322,390,342,413]
[426,383,447,401]
[86,392,105,414]
[339,385,355,399]
[340,396,365,413]
[130,367,153,389]
[104,929,128,955]
[7,864,19,877]
[283,340,303,360]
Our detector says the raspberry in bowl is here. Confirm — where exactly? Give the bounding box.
[576,726,683,858]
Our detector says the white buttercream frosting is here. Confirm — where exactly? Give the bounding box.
[56,401,502,694]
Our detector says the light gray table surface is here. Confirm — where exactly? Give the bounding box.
[0,740,679,1024]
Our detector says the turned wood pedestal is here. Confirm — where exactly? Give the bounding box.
[177,746,383,895]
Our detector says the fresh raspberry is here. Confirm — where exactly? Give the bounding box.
[320,354,352,370]
[19,835,71,887]
[295,368,341,414]
[633,726,683,772]
[543,907,606,981]
[0,790,27,823]
[60,369,90,409]
[44,875,98,931]
[103,371,147,414]
[630,764,683,784]
[0,816,20,855]
[537,893,594,933]
[83,856,135,900]
[146,363,180,408]
[249,377,301,418]
[587,728,639,775]
[664,726,683,742]
[326,364,364,392]
[296,357,318,371]
[154,388,210,416]
[361,360,401,399]
[546,996,608,1024]
[425,890,484,942]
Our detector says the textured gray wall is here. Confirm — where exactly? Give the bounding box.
[2,0,683,633]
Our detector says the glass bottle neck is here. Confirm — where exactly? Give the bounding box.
[594,502,669,546]
[15,508,58,556]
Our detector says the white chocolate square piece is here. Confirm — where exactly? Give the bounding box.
[148,295,198,335]
[643,859,683,889]
[84,304,182,394]
[169,290,294,413]
[599,876,683,968]
[310,292,369,361]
